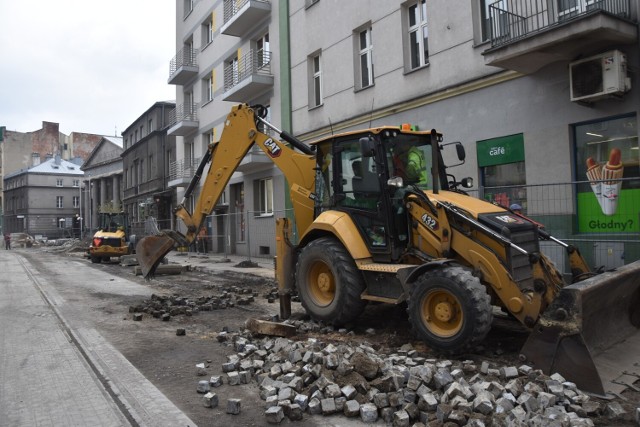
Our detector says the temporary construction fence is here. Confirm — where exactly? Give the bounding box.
[132,178,639,275]
[480,178,640,274]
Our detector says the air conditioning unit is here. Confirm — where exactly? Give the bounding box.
[570,50,631,102]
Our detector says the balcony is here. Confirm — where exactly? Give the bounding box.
[221,0,271,37]
[236,145,274,173]
[483,0,637,74]
[168,47,199,85]
[223,50,274,102]
[168,157,201,188]
[167,103,199,136]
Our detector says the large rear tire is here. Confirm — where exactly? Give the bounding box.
[295,237,366,326]
[407,266,492,353]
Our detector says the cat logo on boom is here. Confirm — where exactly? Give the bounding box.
[263,138,282,158]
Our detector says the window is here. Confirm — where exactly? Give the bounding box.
[256,178,273,216]
[148,154,154,179]
[256,33,270,68]
[202,16,214,46]
[226,56,239,89]
[479,0,508,43]
[257,105,271,135]
[73,179,80,187]
[309,53,323,108]
[73,196,80,208]
[184,0,194,17]
[56,196,63,209]
[574,114,639,233]
[406,0,429,70]
[204,74,214,103]
[148,119,153,134]
[356,27,373,89]
[56,179,63,187]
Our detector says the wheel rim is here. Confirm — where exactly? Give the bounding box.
[307,260,335,306]
[421,289,463,337]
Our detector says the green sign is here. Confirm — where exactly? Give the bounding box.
[577,188,640,233]
[477,134,525,167]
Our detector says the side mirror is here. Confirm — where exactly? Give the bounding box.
[456,142,466,161]
[359,136,375,158]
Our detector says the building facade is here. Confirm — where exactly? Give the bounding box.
[1,122,103,236]
[4,156,84,238]
[81,136,124,235]
[168,0,639,269]
[168,0,286,256]
[122,101,176,233]
[286,0,639,270]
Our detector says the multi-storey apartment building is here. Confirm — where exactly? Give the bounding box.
[1,122,104,236]
[121,102,176,232]
[4,156,84,238]
[169,0,639,268]
[168,0,285,256]
[287,0,639,269]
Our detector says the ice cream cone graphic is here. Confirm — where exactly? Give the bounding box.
[601,148,624,216]
[585,157,604,210]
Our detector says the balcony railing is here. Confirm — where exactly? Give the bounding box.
[223,0,270,23]
[169,47,198,76]
[169,157,201,182]
[224,50,272,91]
[488,0,631,48]
[169,103,198,125]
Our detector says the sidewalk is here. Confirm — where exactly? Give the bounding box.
[0,250,198,427]
[0,252,130,426]
[164,250,275,279]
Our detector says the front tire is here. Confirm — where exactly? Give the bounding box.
[407,266,492,353]
[90,256,102,264]
[295,237,366,326]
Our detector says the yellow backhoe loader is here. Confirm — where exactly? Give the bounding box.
[136,104,640,396]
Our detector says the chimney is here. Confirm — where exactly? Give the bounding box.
[45,153,53,161]
[54,154,61,165]
[32,153,41,166]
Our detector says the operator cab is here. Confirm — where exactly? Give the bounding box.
[314,126,450,263]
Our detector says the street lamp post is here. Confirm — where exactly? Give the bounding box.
[79,182,83,239]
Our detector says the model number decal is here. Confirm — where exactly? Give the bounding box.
[421,213,438,230]
[263,138,281,158]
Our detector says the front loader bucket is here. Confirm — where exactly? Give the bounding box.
[135,234,177,278]
[521,260,640,396]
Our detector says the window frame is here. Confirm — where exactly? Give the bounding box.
[404,0,429,71]
[256,177,274,217]
[309,53,323,109]
[56,178,63,187]
[356,26,374,90]
[56,196,63,209]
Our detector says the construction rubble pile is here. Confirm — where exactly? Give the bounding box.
[129,290,258,320]
[201,329,634,426]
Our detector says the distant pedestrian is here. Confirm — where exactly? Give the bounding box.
[4,233,10,250]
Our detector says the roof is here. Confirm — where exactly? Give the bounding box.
[102,136,123,148]
[5,157,84,179]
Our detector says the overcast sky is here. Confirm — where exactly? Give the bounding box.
[0,1,176,136]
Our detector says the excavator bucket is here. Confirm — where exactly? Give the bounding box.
[135,234,176,278]
[521,260,640,397]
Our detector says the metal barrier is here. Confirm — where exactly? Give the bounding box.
[131,178,639,273]
[488,0,630,48]
[481,178,640,273]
